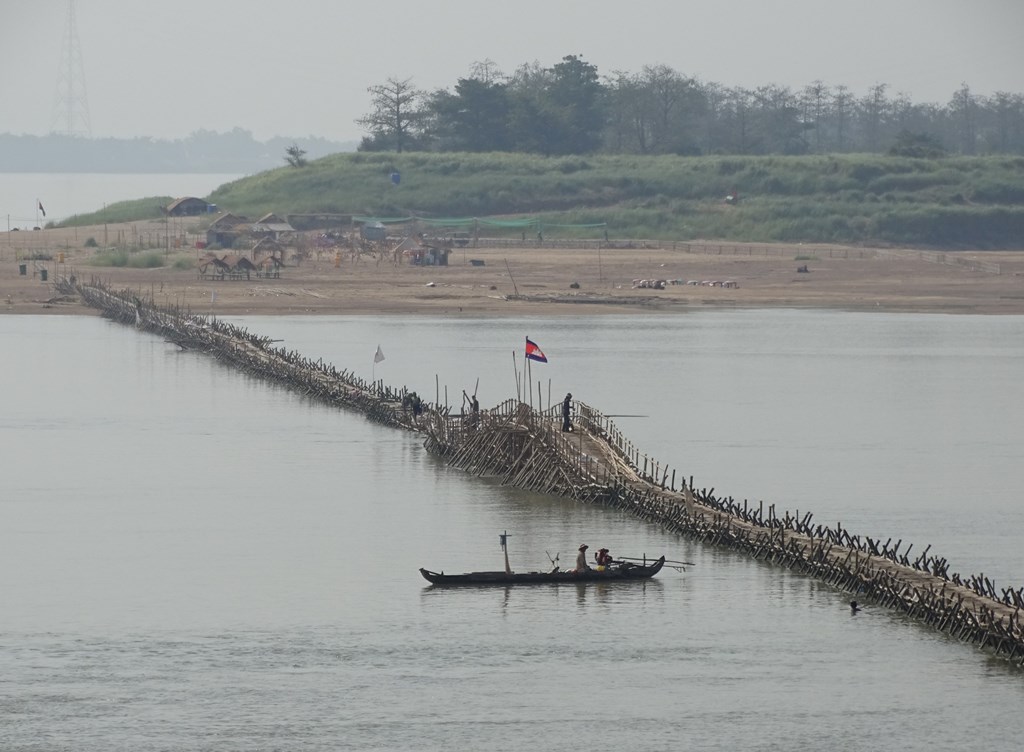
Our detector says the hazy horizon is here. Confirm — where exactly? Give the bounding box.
[2,0,1022,143]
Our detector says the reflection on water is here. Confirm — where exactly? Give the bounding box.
[419,578,667,616]
[1,313,1023,751]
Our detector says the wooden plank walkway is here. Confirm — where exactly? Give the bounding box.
[57,275,1024,665]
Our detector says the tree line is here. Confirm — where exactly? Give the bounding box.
[356,56,1024,158]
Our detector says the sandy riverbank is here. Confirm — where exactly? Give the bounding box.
[3,221,1024,316]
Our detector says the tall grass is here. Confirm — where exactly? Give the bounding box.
[60,153,1024,248]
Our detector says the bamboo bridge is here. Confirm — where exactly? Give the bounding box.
[57,276,1024,666]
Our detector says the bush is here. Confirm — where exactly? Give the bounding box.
[89,250,166,268]
[89,250,129,267]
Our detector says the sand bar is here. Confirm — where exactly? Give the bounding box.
[3,221,1024,316]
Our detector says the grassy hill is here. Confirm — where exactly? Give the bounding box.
[61,152,1024,249]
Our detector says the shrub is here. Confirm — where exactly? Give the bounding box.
[89,250,166,268]
[90,250,130,267]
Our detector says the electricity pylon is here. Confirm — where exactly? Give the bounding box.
[50,0,91,137]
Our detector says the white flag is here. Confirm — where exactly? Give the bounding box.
[374,345,385,363]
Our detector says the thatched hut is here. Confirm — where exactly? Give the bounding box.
[221,253,257,280]
[196,253,231,280]
[251,213,295,242]
[166,197,211,216]
[206,212,248,248]
[257,255,284,279]
[252,237,284,261]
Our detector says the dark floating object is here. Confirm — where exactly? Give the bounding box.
[420,556,666,586]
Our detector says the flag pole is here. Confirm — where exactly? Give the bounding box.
[373,345,385,388]
[512,350,520,400]
[523,337,528,404]
[525,338,532,409]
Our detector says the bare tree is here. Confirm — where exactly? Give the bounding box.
[800,81,831,153]
[469,58,505,85]
[284,143,307,167]
[603,70,646,152]
[640,64,703,153]
[356,77,425,153]
[987,91,1024,153]
[831,85,853,152]
[859,83,890,152]
[949,82,978,154]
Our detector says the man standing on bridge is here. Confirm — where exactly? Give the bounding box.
[562,392,573,432]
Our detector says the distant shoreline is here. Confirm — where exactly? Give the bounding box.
[0,132,357,175]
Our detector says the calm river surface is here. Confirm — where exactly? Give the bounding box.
[2,310,1023,751]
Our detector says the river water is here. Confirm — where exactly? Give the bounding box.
[2,310,1023,751]
[0,173,242,229]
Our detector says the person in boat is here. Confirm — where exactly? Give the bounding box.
[595,548,613,568]
[562,392,573,432]
[575,544,590,573]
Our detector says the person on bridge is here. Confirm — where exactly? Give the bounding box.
[463,391,480,428]
[562,392,573,432]
[575,544,590,573]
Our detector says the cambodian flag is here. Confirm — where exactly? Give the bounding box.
[525,337,547,363]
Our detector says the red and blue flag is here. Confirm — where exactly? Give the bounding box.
[525,337,547,363]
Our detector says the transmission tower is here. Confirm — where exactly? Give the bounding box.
[50,0,91,137]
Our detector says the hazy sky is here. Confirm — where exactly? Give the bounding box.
[2,0,1022,142]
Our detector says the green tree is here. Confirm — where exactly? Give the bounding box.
[503,56,606,155]
[430,74,512,151]
[545,54,606,154]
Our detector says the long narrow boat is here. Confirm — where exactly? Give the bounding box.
[419,556,666,586]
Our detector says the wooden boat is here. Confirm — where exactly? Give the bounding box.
[419,556,666,586]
